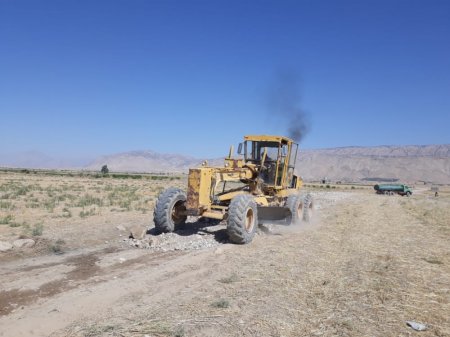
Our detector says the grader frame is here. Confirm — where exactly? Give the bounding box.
[153,135,313,244]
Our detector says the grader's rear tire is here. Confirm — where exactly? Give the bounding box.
[286,193,303,225]
[153,188,187,233]
[227,194,257,244]
[302,193,314,222]
[286,193,314,224]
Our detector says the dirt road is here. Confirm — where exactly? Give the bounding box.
[1,191,449,337]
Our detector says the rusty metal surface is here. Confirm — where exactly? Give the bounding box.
[186,169,200,211]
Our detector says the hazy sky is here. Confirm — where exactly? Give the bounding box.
[1,0,449,158]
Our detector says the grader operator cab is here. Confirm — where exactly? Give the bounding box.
[153,135,313,244]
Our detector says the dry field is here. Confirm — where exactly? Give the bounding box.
[0,170,184,257]
[0,171,449,337]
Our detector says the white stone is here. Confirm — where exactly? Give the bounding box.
[13,239,36,248]
[116,224,127,231]
[0,241,13,252]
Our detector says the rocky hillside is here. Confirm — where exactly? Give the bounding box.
[297,147,450,184]
[86,145,450,184]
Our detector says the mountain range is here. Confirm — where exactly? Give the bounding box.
[86,145,450,184]
[2,145,450,184]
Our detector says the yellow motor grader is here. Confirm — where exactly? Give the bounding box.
[153,135,313,244]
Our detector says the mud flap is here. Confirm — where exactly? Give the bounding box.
[257,206,292,226]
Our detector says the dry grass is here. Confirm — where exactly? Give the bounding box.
[1,170,448,336]
[0,170,185,251]
[65,192,449,337]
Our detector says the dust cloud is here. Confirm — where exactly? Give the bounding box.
[259,212,322,236]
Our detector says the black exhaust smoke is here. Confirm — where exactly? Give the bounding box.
[266,70,310,143]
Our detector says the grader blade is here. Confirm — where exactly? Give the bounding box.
[257,206,292,225]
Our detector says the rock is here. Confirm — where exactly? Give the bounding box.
[129,225,147,240]
[0,241,13,252]
[13,239,35,248]
[116,224,127,231]
[406,321,427,331]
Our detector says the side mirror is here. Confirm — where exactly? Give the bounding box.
[282,145,288,156]
[237,143,243,155]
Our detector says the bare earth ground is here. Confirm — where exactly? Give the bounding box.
[0,172,449,337]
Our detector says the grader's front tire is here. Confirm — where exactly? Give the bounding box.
[227,194,257,244]
[153,188,187,233]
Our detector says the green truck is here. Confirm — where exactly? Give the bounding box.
[374,184,412,196]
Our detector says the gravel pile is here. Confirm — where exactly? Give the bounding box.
[121,220,225,252]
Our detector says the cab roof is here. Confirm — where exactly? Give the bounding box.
[244,134,295,144]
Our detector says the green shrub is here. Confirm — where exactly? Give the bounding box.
[79,208,97,218]
[32,223,44,236]
[50,239,66,254]
[0,214,14,224]
[0,201,13,209]
[62,207,72,218]
[218,274,239,284]
[76,194,103,207]
[211,299,230,308]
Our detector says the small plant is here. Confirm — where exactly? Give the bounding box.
[173,326,185,337]
[76,194,103,207]
[0,214,14,225]
[211,299,230,308]
[44,199,57,212]
[9,221,23,228]
[15,185,30,196]
[79,208,97,218]
[50,239,66,254]
[218,274,239,284]
[119,199,131,210]
[0,201,14,209]
[32,223,44,236]
[62,207,72,218]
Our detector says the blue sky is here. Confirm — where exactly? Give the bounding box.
[1,0,449,159]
